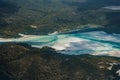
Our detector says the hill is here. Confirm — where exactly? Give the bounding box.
[0,43,120,80]
[0,0,120,37]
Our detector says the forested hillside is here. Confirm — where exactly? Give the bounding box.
[0,43,120,80]
[0,0,120,37]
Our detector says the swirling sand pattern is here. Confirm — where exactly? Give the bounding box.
[0,31,120,57]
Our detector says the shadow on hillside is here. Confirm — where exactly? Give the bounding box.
[0,0,20,27]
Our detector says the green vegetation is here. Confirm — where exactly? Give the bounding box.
[0,0,120,37]
[0,43,120,80]
[0,1,120,79]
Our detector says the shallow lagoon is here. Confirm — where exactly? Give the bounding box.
[0,31,120,57]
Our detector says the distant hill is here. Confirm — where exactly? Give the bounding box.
[0,0,19,27]
[0,0,120,37]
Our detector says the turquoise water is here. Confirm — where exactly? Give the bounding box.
[0,31,120,57]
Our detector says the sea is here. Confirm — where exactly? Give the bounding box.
[0,29,120,57]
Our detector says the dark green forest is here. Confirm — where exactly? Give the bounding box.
[0,43,120,80]
[0,0,120,37]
